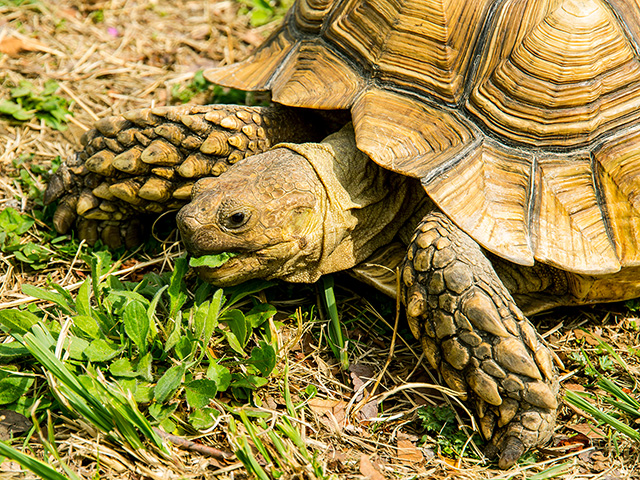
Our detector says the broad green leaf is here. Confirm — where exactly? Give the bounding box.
[123,300,149,355]
[149,402,178,422]
[207,362,231,392]
[155,363,186,403]
[168,257,188,317]
[137,352,153,382]
[89,251,112,299]
[225,279,273,307]
[189,252,237,268]
[203,289,223,343]
[224,331,245,356]
[84,339,123,362]
[249,341,276,377]
[71,315,101,339]
[108,290,150,308]
[193,301,209,340]
[66,336,90,361]
[75,278,92,318]
[0,375,34,405]
[189,407,220,430]
[0,342,30,361]
[174,335,194,360]
[0,207,34,235]
[10,81,33,97]
[0,309,39,334]
[164,311,182,353]
[223,309,247,347]
[133,383,154,403]
[245,303,276,328]
[146,285,167,340]
[185,379,218,409]
[160,418,176,433]
[21,284,73,315]
[0,99,32,120]
[109,358,138,378]
[193,281,213,305]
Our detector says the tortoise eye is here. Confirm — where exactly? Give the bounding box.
[225,210,250,229]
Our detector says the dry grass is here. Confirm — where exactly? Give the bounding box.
[0,0,639,478]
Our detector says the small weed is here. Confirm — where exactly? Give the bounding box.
[626,298,640,312]
[12,153,61,203]
[418,404,483,459]
[0,207,53,270]
[171,70,253,105]
[171,70,212,103]
[569,347,616,377]
[566,337,640,445]
[0,154,76,270]
[238,0,293,27]
[0,80,72,130]
[88,9,104,23]
[0,0,38,5]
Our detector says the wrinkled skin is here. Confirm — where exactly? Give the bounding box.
[178,147,327,285]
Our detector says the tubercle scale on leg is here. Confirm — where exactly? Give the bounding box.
[402,211,559,469]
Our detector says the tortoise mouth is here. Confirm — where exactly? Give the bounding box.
[188,252,239,269]
[190,251,249,285]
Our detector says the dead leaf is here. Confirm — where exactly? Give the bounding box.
[359,454,385,480]
[557,432,590,452]
[350,363,379,421]
[573,329,601,346]
[308,398,347,432]
[567,423,606,440]
[350,363,374,395]
[397,433,423,464]
[0,410,31,441]
[0,37,47,56]
[564,383,586,392]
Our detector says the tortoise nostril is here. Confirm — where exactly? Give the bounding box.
[177,208,202,235]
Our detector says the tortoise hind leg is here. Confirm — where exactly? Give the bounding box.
[403,211,558,469]
[45,104,328,247]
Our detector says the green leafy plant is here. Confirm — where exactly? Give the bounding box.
[566,340,640,443]
[171,70,251,105]
[418,404,483,458]
[228,362,327,478]
[0,0,39,5]
[0,207,54,270]
[0,80,72,130]
[238,0,293,27]
[0,251,291,476]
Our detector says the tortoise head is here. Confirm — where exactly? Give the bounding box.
[177,147,329,286]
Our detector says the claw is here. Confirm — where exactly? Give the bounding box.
[53,197,78,233]
[498,436,525,470]
[101,225,123,248]
[44,173,65,205]
[77,219,98,245]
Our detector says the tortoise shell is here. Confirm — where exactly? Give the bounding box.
[206,0,640,275]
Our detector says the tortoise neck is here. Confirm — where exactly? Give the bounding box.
[277,125,425,278]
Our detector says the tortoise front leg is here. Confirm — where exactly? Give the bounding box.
[44,104,325,247]
[403,211,558,469]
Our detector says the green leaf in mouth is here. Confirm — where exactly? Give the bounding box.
[189,252,238,268]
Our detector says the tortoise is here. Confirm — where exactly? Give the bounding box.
[43,0,640,469]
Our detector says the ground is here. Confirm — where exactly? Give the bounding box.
[0,1,639,479]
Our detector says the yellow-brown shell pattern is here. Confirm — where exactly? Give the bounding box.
[206,0,640,275]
